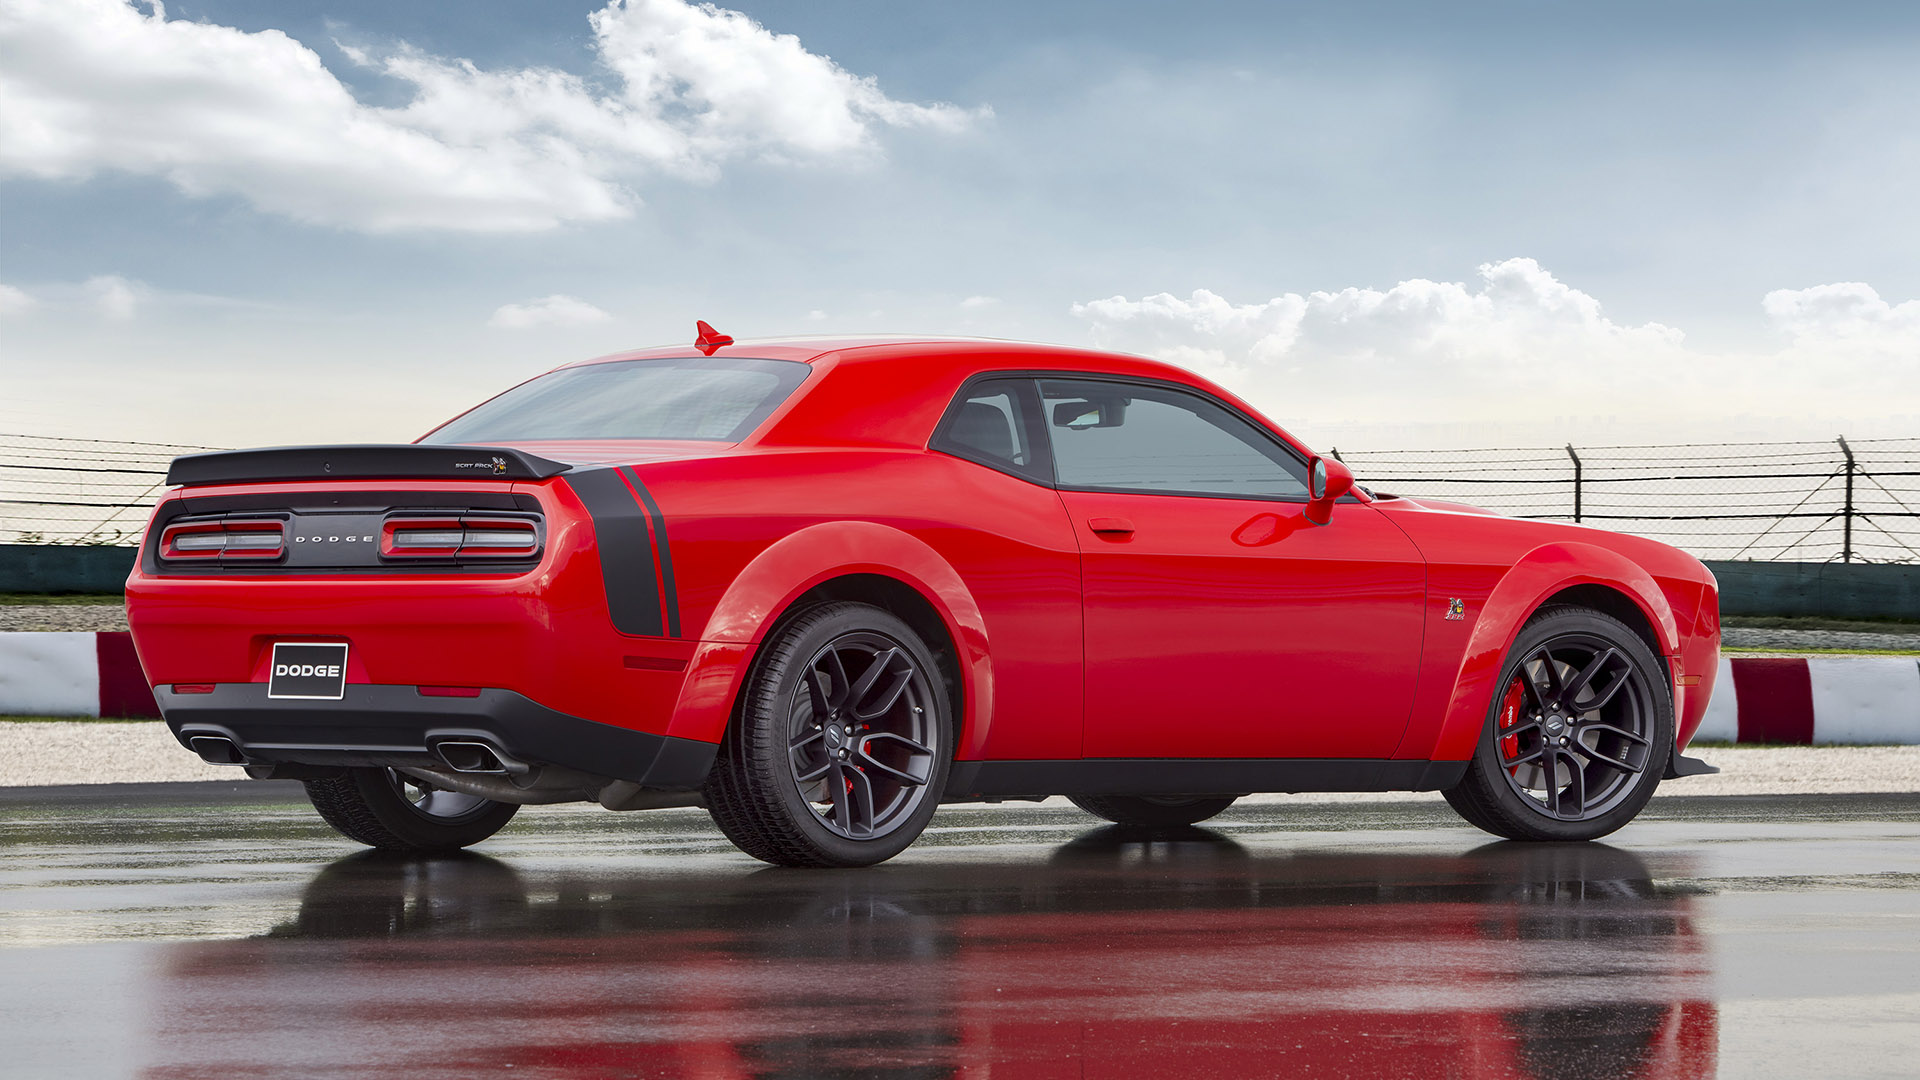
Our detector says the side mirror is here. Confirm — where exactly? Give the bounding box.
[1304,455,1354,526]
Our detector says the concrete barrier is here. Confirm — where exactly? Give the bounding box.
[2,633,1915,745]
[1694,656,1920,744]
[0,632,158,718]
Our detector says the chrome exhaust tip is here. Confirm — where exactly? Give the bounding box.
[432,740,527,776]
[187,735,246,765]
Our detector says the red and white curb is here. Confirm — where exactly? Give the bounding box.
[2,633,1918,744]
[0,632,157,718]
[1695,656,1920,745]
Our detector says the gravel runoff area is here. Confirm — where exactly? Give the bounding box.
[6,603,1919,650]
[0,605,129,633]
[1,719,1916,799]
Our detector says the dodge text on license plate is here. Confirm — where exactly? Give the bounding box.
[268,642,349,700]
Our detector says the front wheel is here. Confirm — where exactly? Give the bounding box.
[1069,794,1239,827]
[705,602,953,868]
[303,768,519,852]
[1444,605,1672,842]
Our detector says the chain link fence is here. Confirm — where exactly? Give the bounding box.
[3,432,1919,563]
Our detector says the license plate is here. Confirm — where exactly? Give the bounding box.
[268,642,349,700]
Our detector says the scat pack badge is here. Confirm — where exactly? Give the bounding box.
[1445,597,1467,621]
[453,455,511,475]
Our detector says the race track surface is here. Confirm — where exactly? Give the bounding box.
[3,786,1918,1079]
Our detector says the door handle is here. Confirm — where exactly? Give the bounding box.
[1087,516,1135,535]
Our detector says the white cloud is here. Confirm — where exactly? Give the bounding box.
[1763,282,1920,349]
[488,294,613,329]
[1073,258,1920,423]
[84,274,143,320]
[0,0,985,234]
[0,284,35,317]
[960,295,1000,309]
[805,309,829,321]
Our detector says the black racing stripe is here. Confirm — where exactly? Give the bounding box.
[566,467,664,637]
[624,468,681,638]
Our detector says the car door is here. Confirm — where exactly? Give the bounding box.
[1037,377,1427,761]
[927,377,1087,761]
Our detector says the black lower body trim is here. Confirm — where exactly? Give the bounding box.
[156,684,715,789]
[944,758,1468,799]
[1665,752,1719,778]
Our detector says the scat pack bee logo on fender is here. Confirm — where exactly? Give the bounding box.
[1445,598,1468,621]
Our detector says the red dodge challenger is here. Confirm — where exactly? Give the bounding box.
[126,329,1720,866]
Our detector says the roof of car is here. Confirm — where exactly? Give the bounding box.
[567,335,1199,381]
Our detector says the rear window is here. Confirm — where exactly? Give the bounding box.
[425,357,810,444]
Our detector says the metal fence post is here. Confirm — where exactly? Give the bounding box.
[1565,444,1583,523]
[1837,436,1856,563]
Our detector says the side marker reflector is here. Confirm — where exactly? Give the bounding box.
[418,686,484,698]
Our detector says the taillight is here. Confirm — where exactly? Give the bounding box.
[160,520,285,560]
[381,517,463,557]
[381,516,540,560]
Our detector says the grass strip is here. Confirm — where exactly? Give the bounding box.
[1722,647,1920,656]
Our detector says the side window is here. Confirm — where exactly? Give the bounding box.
[932,379,1045,481]
[1039,379,1310,498]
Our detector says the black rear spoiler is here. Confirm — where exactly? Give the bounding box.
[165,445,573,487]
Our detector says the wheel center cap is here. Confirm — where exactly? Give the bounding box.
[1545,715,1565,734]
[824,726,844,749]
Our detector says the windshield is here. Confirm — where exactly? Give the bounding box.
[425,357,810,444]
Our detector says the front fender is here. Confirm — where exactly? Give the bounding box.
[1416,542,1680,762]
[663,522,993,755]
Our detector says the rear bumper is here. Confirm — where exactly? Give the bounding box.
[158,684,716,789]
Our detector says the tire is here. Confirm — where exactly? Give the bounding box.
[303,767,519,852]
[705,602,953,868]
[1444,605,1673,842]
[1068,794,1239,827]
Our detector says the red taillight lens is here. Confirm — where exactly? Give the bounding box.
[160,520,285,560]
[381,516,540,559]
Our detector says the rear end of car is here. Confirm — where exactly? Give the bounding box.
[125,350,825,810]
[125,444,716,797]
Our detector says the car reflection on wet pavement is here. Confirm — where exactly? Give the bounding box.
[4,789,1919,1079]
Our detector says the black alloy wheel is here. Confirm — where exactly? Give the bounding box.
[706,602,952,867]
[1069,794,1239,828]
[303,767,520,851]
[1445,605,1672,842]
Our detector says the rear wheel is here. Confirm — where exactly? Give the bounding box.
[303,767,519,852]
[705,602,952,867]
[1069,794,1239,827]
[1444,605,1672,842]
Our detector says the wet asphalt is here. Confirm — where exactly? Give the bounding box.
[2,785,1918,1080]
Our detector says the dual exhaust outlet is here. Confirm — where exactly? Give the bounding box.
[186,733,528,776]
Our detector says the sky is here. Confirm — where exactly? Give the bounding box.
[3,0,1920,452]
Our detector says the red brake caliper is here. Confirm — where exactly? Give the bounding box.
[1498,677,1527,774]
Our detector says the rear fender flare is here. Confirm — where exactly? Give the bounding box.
[1423,542,1679,762]
[664,522,992,753]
